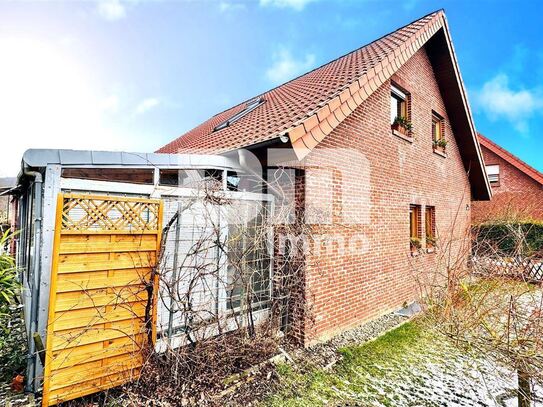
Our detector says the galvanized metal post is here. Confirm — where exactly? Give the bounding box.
[167,202,182,340]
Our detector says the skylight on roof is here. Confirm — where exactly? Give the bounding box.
[214,97,264,132]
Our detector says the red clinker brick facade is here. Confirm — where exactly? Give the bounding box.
[472,144,543,223]
[301,47,472,343]
[158,11,490,345]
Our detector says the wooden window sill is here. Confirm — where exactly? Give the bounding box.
[392,130,414,143]
[433,148,447,158]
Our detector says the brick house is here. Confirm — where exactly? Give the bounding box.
[472,133,543,223]
[158,10,491,343]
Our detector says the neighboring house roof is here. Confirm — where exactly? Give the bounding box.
[478,133,543,186]
[0,178,16,189]
[0,177,16,194]
[158,10,491,200]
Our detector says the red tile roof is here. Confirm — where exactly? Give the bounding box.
[478,133,543,186]
[158,10,444,157]
[158,10,491,200]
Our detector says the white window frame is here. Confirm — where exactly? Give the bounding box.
[486,164,500,184]
[391,85,407,124]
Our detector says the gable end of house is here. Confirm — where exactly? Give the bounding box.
[158,10,491,200]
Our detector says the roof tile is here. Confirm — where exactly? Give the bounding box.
[316,105,331,122]
[352,89,363,106]
[327,112,340,128]
[289,123,306,142]
[157,11,443,154]
[320,117,334,135]
[303,114,319,133]
[311,125,326,142]
[346,97,358,112]
[340,101,353,117]
[339,88,351,103]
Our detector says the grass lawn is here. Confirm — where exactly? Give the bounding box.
[265,320,508,407]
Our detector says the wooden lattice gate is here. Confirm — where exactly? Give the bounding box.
[41,193,163,406]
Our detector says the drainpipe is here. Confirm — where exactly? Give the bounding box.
[23,168,43,394]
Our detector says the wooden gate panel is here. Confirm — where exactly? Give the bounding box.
[42,193,162,406]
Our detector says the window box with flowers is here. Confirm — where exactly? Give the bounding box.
[432,112,447,157]
[390,84,413,142]
[433,138,448,155]
[410,237,422,255]
[392,116,413,138]
[426,235,436,253]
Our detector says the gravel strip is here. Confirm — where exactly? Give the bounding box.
[0,382,34,406]
[289,312,409,370]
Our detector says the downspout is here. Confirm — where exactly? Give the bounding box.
[23,168,43,393]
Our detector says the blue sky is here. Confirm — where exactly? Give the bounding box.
[1,0,542,176]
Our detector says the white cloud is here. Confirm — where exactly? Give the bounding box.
[219,2,246,12]
[259,0,317,11]
[97,0,127,21]
[265,48,316,84]
[135,97,160,114]
[476,74,542,132]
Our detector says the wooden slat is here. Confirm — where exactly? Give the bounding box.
[59,240,157,254]
[62,193,161,204]
[57,252,156,273]
[48,368,142,405]
[49,352,143,391]
[61,230,159,235]
[52,302,147,331]
[56,269,151,293]
[51,319,146,351]
[60,234,157,244]
[51,334,146,370]
[58,251,157,263]
[54,287,147,312]
[42,193,162,407]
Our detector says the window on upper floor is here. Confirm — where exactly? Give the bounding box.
[432,111,447,151]
[486,164,500,185]
[391,84,412,136]
[425,206,436,249]
[409,204,422,252]
[390,86,406,124]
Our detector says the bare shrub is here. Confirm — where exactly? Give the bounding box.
[125,168,314,405]
[415,216,543,407]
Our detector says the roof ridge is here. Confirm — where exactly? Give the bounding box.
[257,9,442,99]
[158,9,491,200]
[201,9,443,121]
[478,133,543,185]
[286,10,446,155]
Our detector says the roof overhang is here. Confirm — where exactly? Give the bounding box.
[17,148,245,185]
[282,11,491,200]
[158,11,491,201]
[21,149,242,170]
